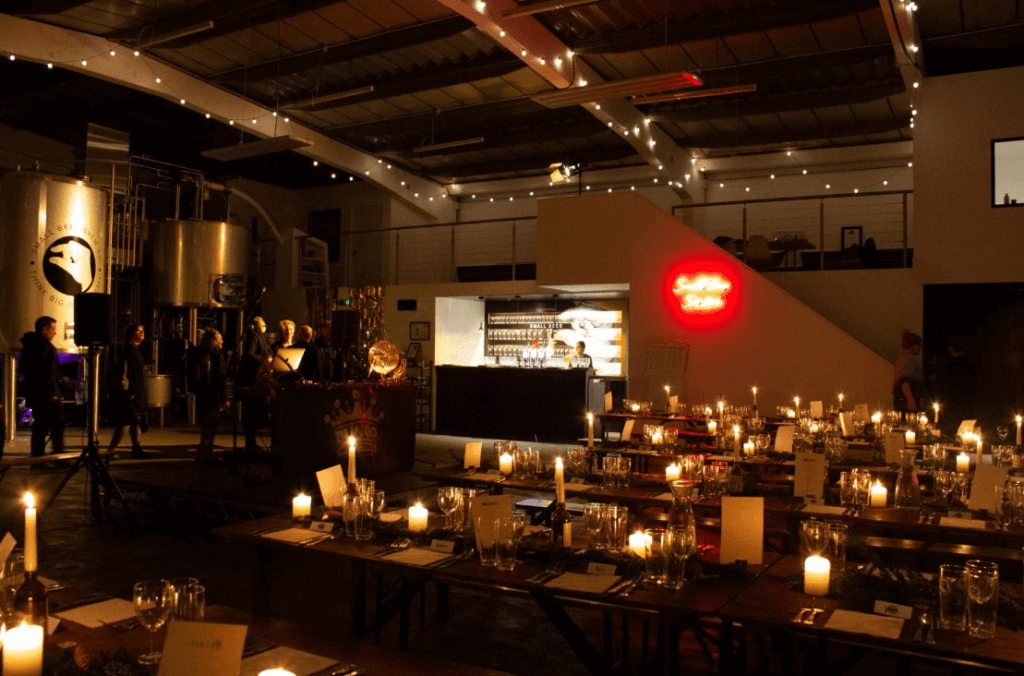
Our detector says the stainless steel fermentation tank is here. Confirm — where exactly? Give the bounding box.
[150,219,248,309]
[0,172,110,441]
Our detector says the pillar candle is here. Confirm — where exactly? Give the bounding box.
[628,531,649,559]
[957,452,970,473]
[408,503,429,532]
[587,413,594,449]
[744,441,755,457]
[869,480,887,507]
[793,396,800,417]
[499,452,513,475]
[347,436,357,485]
[555,457,565,504]
[651,429,663,445]
[933,402,940,425]
[1017,415,1022,446]
[976,433,984,465]
[292,493,311,519]
[665,463,681,482]
[707,420,718,435]
[905,430,916,446]
[563,522,572,548]
[838,393,844,411]
[752,386,757,407]
[4,623,42,676]
[803,556,831,596]
[257,670,297,676]
[23,494,36,573]
[733,425,741,456]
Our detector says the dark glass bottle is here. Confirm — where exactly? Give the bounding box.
[14,569,48,626]
[550,501,572,548]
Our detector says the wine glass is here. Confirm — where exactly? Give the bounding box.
[998,426,1009,443]
[437,487,462,530]
[134,579,172,664]
[583,503,606,550]
[512,509,527,545]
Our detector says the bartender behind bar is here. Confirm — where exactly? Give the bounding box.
[566,341,592,369]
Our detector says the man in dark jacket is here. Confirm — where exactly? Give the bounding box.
[293,325,324,383]
[313,321,336,382]
[237,317,270,454]
[20,316,64,458]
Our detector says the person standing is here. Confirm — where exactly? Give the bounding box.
[293,325,323,382]
[893,329,926,414]
[237,317,270,454]
[106,324,148,459]
[195,328,227,463]
[270,319,295,355]
[20,316,64,458]
[313,321,336,382]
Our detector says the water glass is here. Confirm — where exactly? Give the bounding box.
[682,454,704,481]
[1,551,24,627]
[169,577,199,620]
[644,528,670,585]
[477,516,498,567]
[665,526,694,590]
[854,470,872,506]
[357,478,375,496]
[438,487,463,530]
[357,491,386,540]
[341,491,360,537]
[838,472,856,506]
[800,520,828,557]
[458,488,477,532]
[826,522,848,573]
[602,454,622,489]
[966,560,999,639]
[602,505,628,552]
[494,517,517,572]
[173,584,205,621]
[993,445,1015,468]
[583,503,607,550]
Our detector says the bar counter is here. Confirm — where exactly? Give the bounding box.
[436,365,599,441]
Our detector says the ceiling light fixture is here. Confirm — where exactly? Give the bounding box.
[534,70,703,108]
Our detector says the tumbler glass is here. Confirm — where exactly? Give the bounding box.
[458,488,477,532]
[584,503,607,550]
[799,520,828,557]
[939,564,968,631]
[477,516,498,567]
[826,522,848,573]
[966,560,999,639]
[644,528,669,585]
[602,454,622,489]
[342,491,360,537]
[494,517,517,572]
[665,526,694,591]
[168,577,200,621]
[603,505,628,552]
[838,472,856,507]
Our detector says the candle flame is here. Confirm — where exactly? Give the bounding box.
[587,412,593,422]
[934,403,940,411]
[23,493,34,509]
[1018,415,1022,424]
[664,385,670,393]
[555,457,563,468]
[415,501,423,508]
[873,479,883,489]
[751,386,757,394]
[348,436,356,446]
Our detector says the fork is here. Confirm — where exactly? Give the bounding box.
[368,537,404,558]
[803,600,825,625]
[374,538,411,558]
[527,561,564,584]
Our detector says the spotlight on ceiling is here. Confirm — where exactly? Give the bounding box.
[548,161,583,183]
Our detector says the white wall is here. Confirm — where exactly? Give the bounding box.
[0,122,76,176]
[435,297,485,366]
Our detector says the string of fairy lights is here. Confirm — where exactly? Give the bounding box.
[6,0,921,203]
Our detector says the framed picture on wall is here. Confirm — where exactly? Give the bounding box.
[406,342,421,361]
[410,321,430,340]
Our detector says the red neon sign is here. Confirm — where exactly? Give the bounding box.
[673,274,732,313]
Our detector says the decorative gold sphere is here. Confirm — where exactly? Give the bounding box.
[368,340,400,376]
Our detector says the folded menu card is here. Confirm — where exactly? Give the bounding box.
[855,404,870,424]
[839,412,854,437]
[720,496,763,565]
[0,532,16,566]
[316,465,345,508]
[794,453,826,500]
[956,420,977,438]
[620,419,635,441]
[810,401,823,419]
[824,609,904,639]
[774,425,795,453]
[968,463,1008,512]
[55,598,136,628]
[883,432,906,464]
[158,621,247,676]
[546,573,621,594]
[604,391,613,412]
[239,646,338,676]
[464,442,482,469]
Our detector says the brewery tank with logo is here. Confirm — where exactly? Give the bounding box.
[0,172,109,354]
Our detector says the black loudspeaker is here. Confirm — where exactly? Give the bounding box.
[330,310,359,349]
[74,293,112,346]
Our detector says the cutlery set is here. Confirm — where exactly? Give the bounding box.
[526,561,566,584]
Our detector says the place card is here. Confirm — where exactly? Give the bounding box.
[884,432,906,464]
[239,646,338,676]
[720,496,763,565]
[855,404,870,423]
[956,420,977,438]
[0,532,16,565]
[586,562,617,576]
[839,412,855,437]
[463,442,482,469]
[470,494,513,551]
[940,517,988,530]
[620,419,635,442]
[793,453,826,500]
[518,497,553,509]
[430,540,456,554]
[968,463,1009,512]
[569,477,588,485]
[604,392,613,412]
[874,600,913,619]
[545,572,620,594]
[825,609,904,639]
[309,520,335,533]
[810,401,823,419]
[380,511,404,523]
[315,465,344,508]
[55,598,136,628]
[157,621,247,676]
[774,425,795,453]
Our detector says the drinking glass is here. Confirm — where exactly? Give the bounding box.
[342,491,360,537]
[966,560,999,639]
[134,579,172,664]
[854,470,872,506]
[800,520,828,557]
[358,491,386,541]
[357,478,375,496]
[437,487,463,530]
[1,551,24,627]
[995,483,1010,530]
[458,488,477,532]
[665,526,694,591]
[173,584,205,622]
[603,505,628,552]
[583,503,607,550]
[994,445,1015,468]
[476,516,498,567]
[615,456,631,488]
[644,528,670,585]
[512,510,527,545]
[494,517,517,572]
[168,577,199,621]
[826,522,848,573]
[838,472,856,507]
[602,454,622,489]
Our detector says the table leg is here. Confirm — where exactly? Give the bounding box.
[531,592,615,676]
[436,582,450,621]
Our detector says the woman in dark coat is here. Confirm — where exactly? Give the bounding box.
[195,329,227,463]
[106,324,148,458]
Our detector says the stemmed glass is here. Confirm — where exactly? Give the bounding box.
[134,579,172,664]
[583,503,606,550]
[437,487,463,530]
[998,426,1009,444]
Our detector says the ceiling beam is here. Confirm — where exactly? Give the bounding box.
[383,118,611,158]
[210,16,474,84]
[0,13,452,221]
[575,0,878,55]
[878,0,923,90]
[698,44,895,89]
[277,52,523,111]
[6,0,95,14]
[428,145,638,181]
[433,0,702,201]
[649,80,905,123]
[327,98,545,141]
[110,0,344,49]
[687,117,911,149]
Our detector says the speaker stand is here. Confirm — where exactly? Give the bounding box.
[43,346,135,524]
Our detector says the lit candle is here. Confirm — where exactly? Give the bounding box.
[957,451,970,473]
[708,420,718,435]
[803,555,831,596]
[838,393,844,411]
[4,623,43,676]
[787,409,796,419]
[871,412,881,433]
[347,436,357,485]
[665,463,681,481]
[587,413,594,449]
[292,493,311,519]
[717,400,724,427]
[976,432,984,464]
[499,452,513,475]
[408,502,429,532]
[810,423,819,435]
[630,403,641,413]
[933,402,940,424]
[733,425,741,455]
[258,670,297,676]
[905,430,916,446]
[752,386,757,407]
[1017,415,1022,446]
[23,493,36,573]
[793,396,800,416]
[628,530,649,559]
[869,480,887,507]
[563,522,572,548]
[744,441,755,457]
[651,429,663,445]
[555,457,565,504]
[664,385,671,410]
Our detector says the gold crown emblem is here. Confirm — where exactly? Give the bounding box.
[324,389,385,458]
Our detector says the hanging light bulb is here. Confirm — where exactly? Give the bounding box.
[205,113,210,118]
[134,50,140,56]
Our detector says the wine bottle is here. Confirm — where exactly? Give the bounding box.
[14,569,48,626]
[550,501,572,548]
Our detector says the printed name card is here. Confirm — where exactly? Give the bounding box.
[810,401,824,419]
[157,621,247,676]
[430,539,456,554]
[463,442,482,469]
[720,496,764,565]
[469,494,512,550]
[315,465,344,508]
[968,463,1009,512]
[774,425,796,453]
[839,412,855,437]
[794,453,826,499]
[0,532,16,565]
[874,600,913,619]
[604,392,613,412]
[309,520,335,533]
[884,432,906,464]
[855,404,870,423]
[586,562,617,576]
[620,419,635,442]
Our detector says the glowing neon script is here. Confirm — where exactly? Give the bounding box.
[672,274,732,312]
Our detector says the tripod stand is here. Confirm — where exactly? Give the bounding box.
[43,345,134,523]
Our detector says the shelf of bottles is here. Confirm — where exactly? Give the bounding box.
[484,309,624,376]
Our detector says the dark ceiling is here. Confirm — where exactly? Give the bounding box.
[2,0,1022,189]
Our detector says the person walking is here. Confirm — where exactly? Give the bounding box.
[195,328,227,463]
[106,324,148,459]
[237,317,270,454]
[20,316,65,458]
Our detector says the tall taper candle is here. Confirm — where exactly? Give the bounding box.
[1017,415,1021,446]
[751,386,757,408]
[23,493,36,573]
[587,413,594,449]
[347,436,357,484]
[555,457,565,504]
[933,402,940,425]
